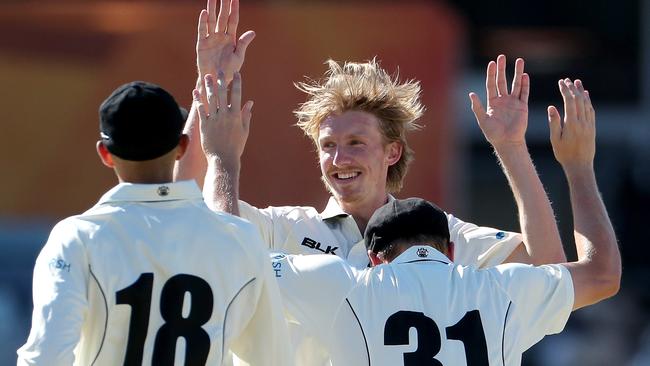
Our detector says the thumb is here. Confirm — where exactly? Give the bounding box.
[235,30,256,59]
[242,100,254,133]
[547,105,561,143]
[468,92,485,123]
[193,89,207,124]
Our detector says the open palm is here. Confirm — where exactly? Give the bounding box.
[470,55,529,147]
[196,0,254,88]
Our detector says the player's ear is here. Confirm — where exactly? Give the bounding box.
[447,241,455,262]
[96,141,115,168]
[385,141,402,166]
[174,134,190,160]
[368,250,383,267]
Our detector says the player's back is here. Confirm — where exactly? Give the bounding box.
[81,190,263,364]
[19,182,283,366]
[334,245,572,366]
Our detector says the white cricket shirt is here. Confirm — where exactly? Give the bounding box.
[240,196,523,269]
[242,196,523,365]
[17,181,291,366]
[273,246,574,366]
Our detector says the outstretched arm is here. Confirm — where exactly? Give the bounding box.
[194,72,252,215]
[548,79,620,310]
[470,54,565,265]
[174,0,254,191]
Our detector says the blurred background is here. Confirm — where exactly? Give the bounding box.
[1,0,648,364]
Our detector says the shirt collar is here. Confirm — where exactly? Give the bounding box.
[320,196,349,220]
[96,180,203,205]
[392,245,451,265]
[320,194,397,221]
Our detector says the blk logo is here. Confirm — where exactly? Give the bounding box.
[301,237,338,255]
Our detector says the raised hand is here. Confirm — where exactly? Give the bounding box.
[548,79,596,169]
[469,55,529,147]
[193,71,253,162]
[196,0,255,90]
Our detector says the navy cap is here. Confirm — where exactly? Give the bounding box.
[99,81,184,161]
[365,198,450,253]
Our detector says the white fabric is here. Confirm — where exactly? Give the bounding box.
[17,181,291,366]
[273,246,574,366]
[242,196,523,366]
[240,196,523,270]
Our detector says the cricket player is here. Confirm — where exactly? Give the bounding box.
[178,0,564,269]
[272,78,621,365]
[178,1,566,364]
[17,81,291,365]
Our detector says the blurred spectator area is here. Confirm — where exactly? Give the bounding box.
[1,1,649,365]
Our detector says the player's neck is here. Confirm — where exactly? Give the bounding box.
[113,163,175,184]
[338,194,390,233]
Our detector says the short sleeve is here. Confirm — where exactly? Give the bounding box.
[271,253,356,333]
[447,213,522,268]
[226,231,292,366]
[17,219,90,366]
[495,263,574,354]
[238,200,275,250]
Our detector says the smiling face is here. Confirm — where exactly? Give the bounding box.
[318,110,402,211]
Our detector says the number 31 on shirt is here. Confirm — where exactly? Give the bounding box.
[384,310,488,366]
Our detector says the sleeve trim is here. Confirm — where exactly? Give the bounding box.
[89,266,108,366]
[222,277,257,359]
[345,298,370,366]
[501,301,512,366]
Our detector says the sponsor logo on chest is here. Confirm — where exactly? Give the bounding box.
[301,237,338,255]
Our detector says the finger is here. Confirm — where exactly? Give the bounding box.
[486,60,497,101]
[230,72,242,111]
[510,58,524,97]
[207,0,217,33]
[205,74,218,116]
[469,92,486,122]
[584,90,595,125]
[242,100,253,132]
[216,0,229,33]
[576,79,590,122]
[235,30,256,59]
[216,71,228,109]
[559,79,576,124]
[193,89,208,124]
[227,0,239,37]
[197,9,209,43]
[496,54,508,96]
[520,73,530,104]
[567,79,585,122]
[548,105,562,143]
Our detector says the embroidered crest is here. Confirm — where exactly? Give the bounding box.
[417,247,429,258]
[157,186,170,196]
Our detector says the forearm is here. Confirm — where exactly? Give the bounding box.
[204,155,241,215]
[174,78,208,186]
[495,143,565,264]
[565,165,620,285]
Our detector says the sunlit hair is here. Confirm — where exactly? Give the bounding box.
[294,58,424,193]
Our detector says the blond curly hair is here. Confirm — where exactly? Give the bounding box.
[294,58,424,193]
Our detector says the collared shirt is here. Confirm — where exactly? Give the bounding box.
[18,181,291,366]
[241,196,523,365]
[273,246,574,366]
[240,196,523,269]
